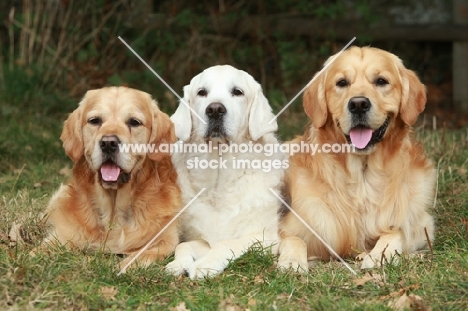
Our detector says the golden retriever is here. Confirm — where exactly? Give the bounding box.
[278,47,436,270]
[165,65,284,279]
[42,86,181,269]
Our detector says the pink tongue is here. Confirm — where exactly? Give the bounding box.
[100,162,121,182]
[349,128,373,149]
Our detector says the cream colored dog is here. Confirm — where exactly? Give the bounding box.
[166,65,285,279]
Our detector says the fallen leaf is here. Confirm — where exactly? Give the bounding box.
[379,284,421,301]
[169,302,190,311]
[99,286,118,300]
[169,282,177,290]
[219,294,243,311]
[407,294,427,310]
[388,293,425,311]
[388,293,411,311]
[254,275,264,284]
[8,222,24,246]
[353,272,384,287]
[353,274,374,287]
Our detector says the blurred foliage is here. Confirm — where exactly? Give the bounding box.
[0,0,453,117]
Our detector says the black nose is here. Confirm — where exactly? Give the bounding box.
[100,135,120,154]
[348,97,371,115]
[205,102,226,119]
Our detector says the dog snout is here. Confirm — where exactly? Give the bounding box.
[348,97,371,115]
[205,102,226,119]
[100,135,120,154]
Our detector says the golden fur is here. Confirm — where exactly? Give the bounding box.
[42,87,181,269]
[278,47,435,270]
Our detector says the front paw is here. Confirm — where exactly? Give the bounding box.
[165,256,195,276]
[277,254,308,272]
[357,252,379,269]
[357,251,399,269]
[188,257,227,279]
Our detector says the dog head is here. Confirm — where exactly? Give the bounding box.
[170,65,277,143]
[60,87,175,189]
[304,46,426,153]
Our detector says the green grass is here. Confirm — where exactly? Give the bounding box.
[1,103,468,310]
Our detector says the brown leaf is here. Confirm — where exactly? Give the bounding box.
[408,294,428,310]
[388,293,426,311]
[353,274,374,287]
[247,299,257,307]
[388,293,411,311]
[99,286,118,300]
[379,284,421,301]
[219,294,243,311]
[254,275,265,284]
[353,272,384,287]
[8,222,24,246]
[169,302,190,311]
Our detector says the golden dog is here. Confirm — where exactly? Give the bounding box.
[42,87,181,269]
[278,46,435,270]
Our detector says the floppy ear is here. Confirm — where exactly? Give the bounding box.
[60,100,85,163]
[148,102,177,161]
[399,67,427,126]
[248,83,278,141]
[303,72,327,128]
[170,85,192,141]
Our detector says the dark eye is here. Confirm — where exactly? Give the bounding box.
[88,117,102,126]
[197,88,207,97]
[336,79,348,88]
[231,87,244,96]
[128,118,142,127]
[376,77,389,86]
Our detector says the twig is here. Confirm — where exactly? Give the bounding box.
[380,243,389,266]
[9,16,71,77]
[43,0,74,85]
[8,7,15,71]
[39,0,59,68]
[28,0,42,65]
[424,227,434,269]
[433,162,439,210]
[51,0,124,88]
[19,0,31,65]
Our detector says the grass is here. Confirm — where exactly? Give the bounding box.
[1,99,468,310]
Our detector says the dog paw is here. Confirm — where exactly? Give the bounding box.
[165,257,194,276]
[357,252,380,269]
[277,256,308,273]
[188,257,227,279]
[357,250,400,269]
